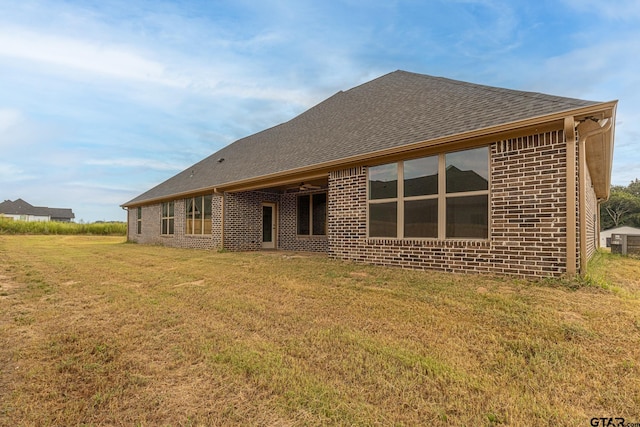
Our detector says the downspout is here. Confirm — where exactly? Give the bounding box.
[577,118,613,273]
[597,204,601,249]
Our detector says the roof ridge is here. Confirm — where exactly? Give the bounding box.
[394,70,596,105]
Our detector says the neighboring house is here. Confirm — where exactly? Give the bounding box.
[600,226,640,247]
[0,199,75,222]
[122,70,617,278]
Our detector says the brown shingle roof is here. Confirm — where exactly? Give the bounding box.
[124,70,600,206]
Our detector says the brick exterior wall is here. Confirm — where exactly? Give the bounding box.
[492,131,569,276]
[328,131,574,277]
[128,204,162,245]
[223,191,279,251]
[127,195,222,250]
[279,192,329,252]
[127,129,598,278]
[571,129,581,273]
[211,193,224,248]
[221,190,328,252]
[128,190,329,253]
[127,208,136,240]
[584,163,598,260]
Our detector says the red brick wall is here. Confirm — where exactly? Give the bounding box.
[328,130,573,277]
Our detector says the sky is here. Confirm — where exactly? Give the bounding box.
[0,0,639,222]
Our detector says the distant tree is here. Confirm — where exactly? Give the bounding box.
[627,179,640,198]
[600,186,640,229]
[628,212,640,228]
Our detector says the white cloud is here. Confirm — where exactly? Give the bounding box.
[0,162,35,182]
[453,0,521,53]
[562,0,640,20]
[527,33,640,186]
[85,157,187,172]
[0,108,22,133]
[0,108,62,149]
[0,25,329,111]
[0,27,186,88]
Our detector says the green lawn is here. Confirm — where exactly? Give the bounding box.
[1,236,639,426]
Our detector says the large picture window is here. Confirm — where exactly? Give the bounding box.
[297,192,327,236]
[161,201,174,235]
[185,195,212,235]
[368,146,489,239]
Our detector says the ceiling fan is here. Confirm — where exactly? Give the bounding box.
[286,182,322,192]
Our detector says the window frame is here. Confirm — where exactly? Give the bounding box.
[136,207,142,234]
[185,195,213,235]
[367,147,490,240]
[296,191,327,237]
[161,201,174,235]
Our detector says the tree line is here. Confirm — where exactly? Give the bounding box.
[600,179,640,230]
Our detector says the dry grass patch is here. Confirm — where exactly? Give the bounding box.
[0,237,639,426]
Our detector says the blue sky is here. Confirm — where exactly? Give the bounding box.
[0,0,638,222]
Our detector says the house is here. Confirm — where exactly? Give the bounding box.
[122,70,617,278]
[600,226,640,247]
[0,199,75,222]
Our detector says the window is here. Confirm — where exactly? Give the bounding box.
[404,155,438,238]
[161,201,174,235]
[368,163,398,237]
[297,192,327,236]
[136,207,142,234]
[368,146,489,239]
[444,147,489,238]
[185,195,213,235]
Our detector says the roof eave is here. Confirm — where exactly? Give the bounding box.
[578,101,617,200]
[218,101,618,192]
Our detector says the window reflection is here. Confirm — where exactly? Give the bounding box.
[369,202,397,237]
[369,163,397,199]
[404,156,438,197]
[446,147,488,193]
[446,195,488,238]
